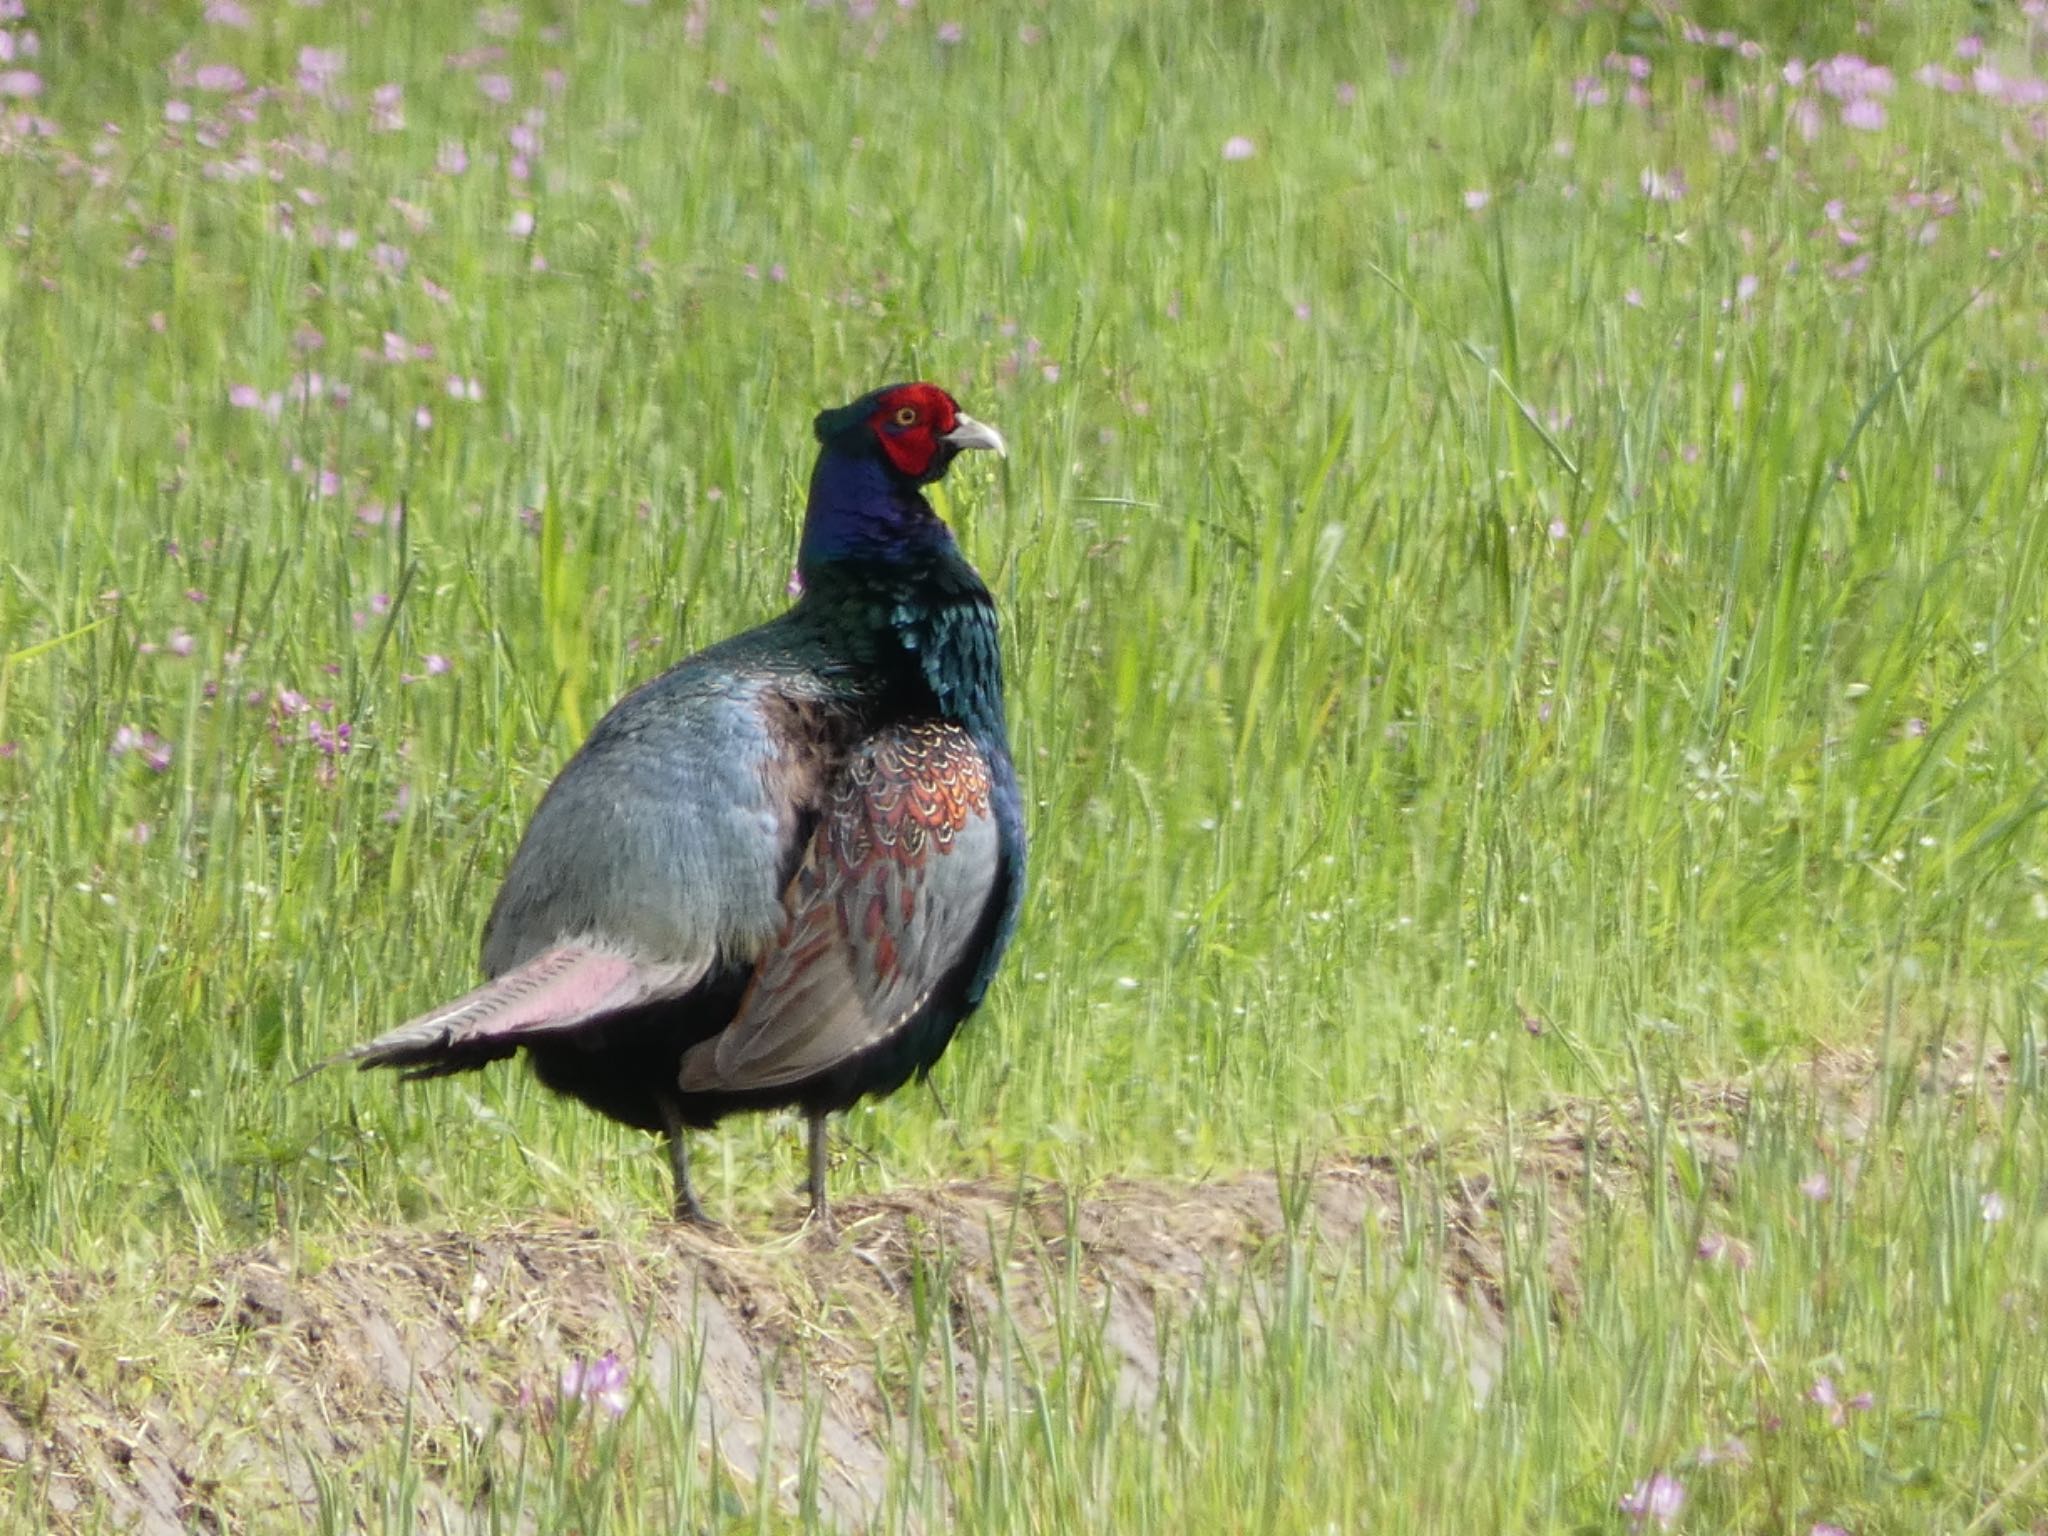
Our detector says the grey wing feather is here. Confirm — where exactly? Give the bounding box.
[480,670,806,979]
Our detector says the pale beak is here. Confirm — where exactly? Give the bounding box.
[941,414,1007,459]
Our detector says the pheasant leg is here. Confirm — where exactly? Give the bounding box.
[806,1112,836,1240]
[656,1093,713,1226]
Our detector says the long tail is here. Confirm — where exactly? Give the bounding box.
[300,943,707,1082]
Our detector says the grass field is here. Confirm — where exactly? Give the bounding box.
[4,0,2048,1529]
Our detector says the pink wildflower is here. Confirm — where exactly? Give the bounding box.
[1809,1376,1874,1427]
[558,1352,630,1417]
[297,45,345,94]
[1813,54,1893,101]
[110,726,174,772]
[1619,1472,1684,1531]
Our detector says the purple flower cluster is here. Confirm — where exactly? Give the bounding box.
[1790,53,1896,131]
[1695,1231,1754,1268]
[102,0,577,463]
[295,45,344,98]
[1619,1471,1684,1530]
[1679,20,1764,61]
[0,1,41,104]
[110,725,174,773]
[306,717,352,757]
[1550,13,2048,226]
[1573,50,1652,110]
[557,1351,629,1417]
[402,654,452,683]
[1809,1375,1874,1428]
[136,628,197,658]
[262,688,352,781]
[1916,43,2048,108]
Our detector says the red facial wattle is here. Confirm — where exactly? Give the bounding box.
[868,383,961,479]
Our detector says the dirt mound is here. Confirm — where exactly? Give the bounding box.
[2,1159,1490,1534]
[4,1048,1985,1534]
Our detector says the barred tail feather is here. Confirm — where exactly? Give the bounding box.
[302,943,707,1081]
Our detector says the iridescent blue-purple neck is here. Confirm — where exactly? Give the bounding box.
[795,442,956,581]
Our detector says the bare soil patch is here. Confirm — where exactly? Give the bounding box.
[0,1045,2000,1533]
[0,1164,1438,1533]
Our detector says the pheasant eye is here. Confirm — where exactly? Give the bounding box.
[892,406,919,427]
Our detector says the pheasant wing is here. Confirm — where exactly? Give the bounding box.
[680,722,999,1093]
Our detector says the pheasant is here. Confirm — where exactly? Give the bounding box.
[327,383,1024,1233]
